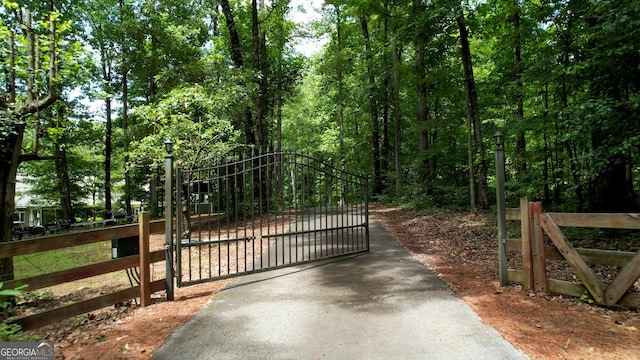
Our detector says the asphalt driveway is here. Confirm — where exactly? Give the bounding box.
[154,217,528,360]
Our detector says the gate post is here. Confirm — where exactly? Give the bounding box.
[494,132,508,286]
[164,139,175,301]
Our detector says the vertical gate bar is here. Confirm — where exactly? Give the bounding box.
[242,156,247,273]
[313,155,317,259]
[341,173,345,254]
[175,167,183,287]
[164,143,174,299]
[269,152,276,267]
[328,163,332,255]
[292,153,297,262]
[216,158,221,276]
[186,169,193,282]
[356,176,359,250]
[321,160,324,258]
[223,155,228,275]
[250,152,256,271]
[197,167,203,281]
[207,161,212,279]
[328,163,333,256]
[365,174,369,250]
[286,153,292,264]
[324,161,328,257]
[272,152,278,266]
[358,175,362,250]
[281,152,287,265]
[301,153,307,261]
[226,162,231,275]
[349,174,353,251]
[234,159,239,275]
[259,150,265,269]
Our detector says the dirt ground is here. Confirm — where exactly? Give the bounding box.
[26,204,640,359]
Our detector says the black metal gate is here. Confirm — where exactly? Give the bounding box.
[173,151,369,287]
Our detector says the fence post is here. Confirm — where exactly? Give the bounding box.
[530,202,548,292]
[494,132,508,286]
[520,197,533,289]
[164,140,175,301]
[138,211,151,307]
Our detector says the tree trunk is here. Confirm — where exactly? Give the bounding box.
[336,6,345,170]
[104,97,112,218]
[122,70,132,215]
[0,126,22,281]
[119,0,132,216]
[381,13,391,192]
[150,173,158,217]
[360,16,382,197]
[413,1,430,189]
[457,13,489,209]
[221,0,255,146]
[252,0,268,151]
[513,0,526,177]
[55,128,74,223]
[392,32,402,195]
[0,10,59,281]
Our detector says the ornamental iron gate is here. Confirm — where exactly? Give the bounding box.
[172,151,369,287]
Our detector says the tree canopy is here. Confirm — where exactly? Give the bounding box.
[2,0,639,244]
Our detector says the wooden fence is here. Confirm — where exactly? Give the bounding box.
[506,198,640,308]
[0,212,167,330]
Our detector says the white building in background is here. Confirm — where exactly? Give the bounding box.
[13,175,146,229]
[13,175,54,228]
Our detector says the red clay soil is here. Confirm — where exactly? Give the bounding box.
[26,204,640,360]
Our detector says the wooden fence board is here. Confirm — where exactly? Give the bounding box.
[547,279,640,308]
[1,219,165,260]
[507,239,521,251]
[545,247,634,266]
[619,292,640,308]
[540,213,605,303]
[508,269,524,283]
[150,249,165,263]
[505,239,634,266]
[14,279,166,331]
[506,208,520,221]
[4,256,138,292]
[547,213,640,229]
[548,279,588,298]
[604,249,640,305]
[0,225,138,259]
[149,220,165,234]
[3,250,167,293]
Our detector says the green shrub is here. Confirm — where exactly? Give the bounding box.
[0,283,39,342]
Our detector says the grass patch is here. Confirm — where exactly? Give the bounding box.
[14,242,112,279]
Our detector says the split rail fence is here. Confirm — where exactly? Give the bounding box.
[506,198,640,308]
[0,212,166,330]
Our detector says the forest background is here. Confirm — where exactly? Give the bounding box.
[1,0,639,281]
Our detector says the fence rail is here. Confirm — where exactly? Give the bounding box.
[0,213,167,330]
[506,198,640,309]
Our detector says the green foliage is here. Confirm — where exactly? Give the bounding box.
[130,85,241,168]
[0,283,27,309]
[574,292,595,306]
[6,0,639,226]
[0,283,38,342]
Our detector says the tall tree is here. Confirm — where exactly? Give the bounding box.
[0,7,59,280]
[457,8,489,209]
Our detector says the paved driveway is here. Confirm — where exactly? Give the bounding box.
[154,217,528,360]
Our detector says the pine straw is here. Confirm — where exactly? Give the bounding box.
[371,204,639,360]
